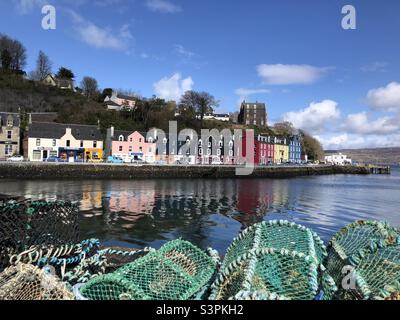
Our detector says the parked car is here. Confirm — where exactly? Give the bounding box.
[45,156,60,163]
[131,158,144,164]
[7,155,24,162]
[107,156,124,164]
[88,156,103,163]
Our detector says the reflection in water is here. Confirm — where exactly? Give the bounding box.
[0,167,399,252]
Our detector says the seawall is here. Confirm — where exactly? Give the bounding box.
[0,163,370,180]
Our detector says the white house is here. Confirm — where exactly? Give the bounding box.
[104,91,137,111]
[27,122,103,162]
[325,153,352,166]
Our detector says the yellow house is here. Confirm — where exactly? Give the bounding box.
[274,137,289,164]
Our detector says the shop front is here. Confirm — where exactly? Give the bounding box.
[85,148,104,163]
[59,148,85,163]
[31,147,58,162]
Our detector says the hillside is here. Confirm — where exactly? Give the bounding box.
[325,148,400,165]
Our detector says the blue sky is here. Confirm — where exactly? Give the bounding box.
[1,0,400,149]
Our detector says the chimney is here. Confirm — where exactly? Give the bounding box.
[97,119,100,130]
[110,126,115,138]
[29,113,32,125]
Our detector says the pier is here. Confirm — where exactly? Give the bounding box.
[366,165,391,175]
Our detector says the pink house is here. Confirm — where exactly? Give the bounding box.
[110,130,156,163]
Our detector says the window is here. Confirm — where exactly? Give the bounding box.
[93,141,97,148]
[66,140,71,147]
[139,138,142,143]
[7,119,13,127]
[7,131,12,139]
[50,151,57,157]
[53,139,57,147]
[129,146,133,152]
[130,138,133,142]
[36,139,41,146]
[80,141,84,148]
[33,150,41,160]
[139,147,143,152]
[119,146,123,152]
[149,148,152,153]
[199,148,203,156]
[5,145,12,155]
[119,135,124,142]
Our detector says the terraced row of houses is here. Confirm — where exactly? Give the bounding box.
[0,113,303,165]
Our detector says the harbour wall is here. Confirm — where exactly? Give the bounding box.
[0,163,370,180]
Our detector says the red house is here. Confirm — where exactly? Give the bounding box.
[255,135,274,166]
[241,133,274,166]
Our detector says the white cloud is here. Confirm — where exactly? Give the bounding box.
[69,10,132,50]
[367,82,400,112]
[235,88,271,96]
[361,61,388,73]
[256,64,330,85]
[174,44,195,58]
[153,73,193,101]
[317,133,400,150]
[283,100,341,133]
[13,0,45,14]
[344,112,399,135]
[145,0,182,13]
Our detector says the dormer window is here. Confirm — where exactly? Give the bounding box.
[119,135,124,142]
[7,119,13,127]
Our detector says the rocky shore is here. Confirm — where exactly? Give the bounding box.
[0,163,370,180]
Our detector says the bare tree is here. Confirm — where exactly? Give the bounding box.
[179,90,218,126]
[80,76,99,99]
[32,50,52,80]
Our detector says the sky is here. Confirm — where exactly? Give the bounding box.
[1,0,400,150]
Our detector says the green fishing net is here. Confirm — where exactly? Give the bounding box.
[78,240,219,300]
[0,201,79,272]
[325,220,399,299]
[210,220,335,300]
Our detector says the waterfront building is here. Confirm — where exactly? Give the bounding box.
[0,113,20,160]
[289,135,302,163]
[106,127,156,163]
[238,101,267,127]
[255,135,275,166]
[274,137,289,164]
[325,153,352,166]
[27,122,103,162]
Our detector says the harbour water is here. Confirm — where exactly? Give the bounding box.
[0,166,399,253]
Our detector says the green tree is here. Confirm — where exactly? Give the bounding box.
[56,67,75,80]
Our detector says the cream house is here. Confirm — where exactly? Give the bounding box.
[27,122,103,162]
[0,113,20,160]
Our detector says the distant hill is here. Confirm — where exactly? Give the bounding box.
[325,148,400,165]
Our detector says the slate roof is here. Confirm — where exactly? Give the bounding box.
[28,122,102,140]
[0,113,20,127]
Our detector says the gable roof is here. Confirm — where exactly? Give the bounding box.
[28,122,102,140]
[116,93,136,101]
[0,113,20,127]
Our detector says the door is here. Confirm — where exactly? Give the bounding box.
[42,150,48,161]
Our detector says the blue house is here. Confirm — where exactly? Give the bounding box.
[289,135,302,163]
